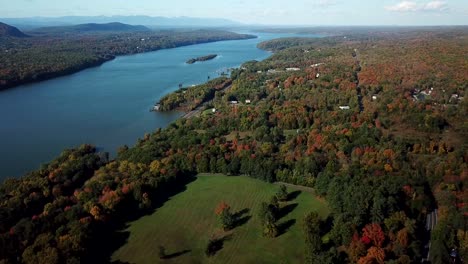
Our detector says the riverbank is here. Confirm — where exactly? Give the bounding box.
[0,31,256,91]
[0,32,316,179]
[0,55,114,90]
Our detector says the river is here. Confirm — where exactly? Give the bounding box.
[0,32,321,180]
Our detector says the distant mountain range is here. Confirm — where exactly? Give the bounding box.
[31,22,150,34]
[0,22,28,37]
[0,16,242,30]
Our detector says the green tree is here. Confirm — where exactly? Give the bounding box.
[303,212,323,262]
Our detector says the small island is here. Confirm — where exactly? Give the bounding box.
[186,54,217,64]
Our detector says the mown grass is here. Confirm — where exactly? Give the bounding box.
[112,174,329,264]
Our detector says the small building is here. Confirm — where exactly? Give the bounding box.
[339,106,350,110]
[372,95,378,101]
[316,73,320,78]
[286,67,301,71]
[245,99,251,104]
[311,63,324,68]
[230,101,239,105]
[257,70,263,73]
[211,108,216,113]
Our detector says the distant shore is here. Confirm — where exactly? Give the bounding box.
[0,34,256,91]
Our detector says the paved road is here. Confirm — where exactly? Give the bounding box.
[422,209,438,262]
[352,49,364,113]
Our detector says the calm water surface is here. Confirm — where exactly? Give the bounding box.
[0,32,320,179]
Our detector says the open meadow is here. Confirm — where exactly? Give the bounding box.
[112,174,329,264]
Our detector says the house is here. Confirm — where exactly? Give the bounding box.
[211,108,216,113]
[339,106,350,110]
[372,95,378,101]
[310,63,324,68]
[230,101,239,105]
[245,99,251,104]
[257,70,263,73]
[286,67,301,71]
[316,73,320,78]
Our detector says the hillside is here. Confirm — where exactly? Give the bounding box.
[0,22,28,37]
[0,16,241,29]
[31,22,150,34]
[112,175,329,263]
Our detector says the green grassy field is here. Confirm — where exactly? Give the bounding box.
[112,174,329,264]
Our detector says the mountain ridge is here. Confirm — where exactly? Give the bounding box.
[0,22,28,37]
[31,22,150,33]
[0,16,242,29]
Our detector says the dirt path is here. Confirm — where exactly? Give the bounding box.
[274,182,316,194]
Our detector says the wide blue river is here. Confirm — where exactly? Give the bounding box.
[0,32,319,180]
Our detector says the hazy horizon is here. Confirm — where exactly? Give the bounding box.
[1,0,467,26]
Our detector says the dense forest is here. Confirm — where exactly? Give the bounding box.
[0,28,254,90]
[0,28,467,263]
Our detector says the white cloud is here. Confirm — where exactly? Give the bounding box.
[312,0,337,7]
[423,1,448,11]
[386,1,419,12]
[385,1,448,12]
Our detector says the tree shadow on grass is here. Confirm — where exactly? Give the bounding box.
[206,234,233,257]
[287,190,301,201]
[277,203,298,220]
[233,208,251,228]
[87,174,198,264]
[277,219,296,236]
[164,249,191,259]
[233,208,250,218]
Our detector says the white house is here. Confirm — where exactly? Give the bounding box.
[316,73,320,78]
[245,99,251,104]
[372,95,378,101]
[286,67,301,71]
[339,106,350,110]
[311,63,324,68]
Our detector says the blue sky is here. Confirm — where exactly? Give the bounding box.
[1,0,467,25]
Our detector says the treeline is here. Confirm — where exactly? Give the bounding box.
[158,77,232,111]
[0,30,254,90]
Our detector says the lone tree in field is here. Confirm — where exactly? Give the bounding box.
[158,245,166,259]
[258,201,279,238]
[215,201,234,231]
[303,212,323,262]
[276,185,288,201]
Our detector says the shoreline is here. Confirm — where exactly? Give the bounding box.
[0,35,256,91]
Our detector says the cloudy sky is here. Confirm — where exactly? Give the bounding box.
[1,0,467,25]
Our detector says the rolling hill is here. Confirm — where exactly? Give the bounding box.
[32,22,150,34]
[0,16,242,29]
[0,22,28,37]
